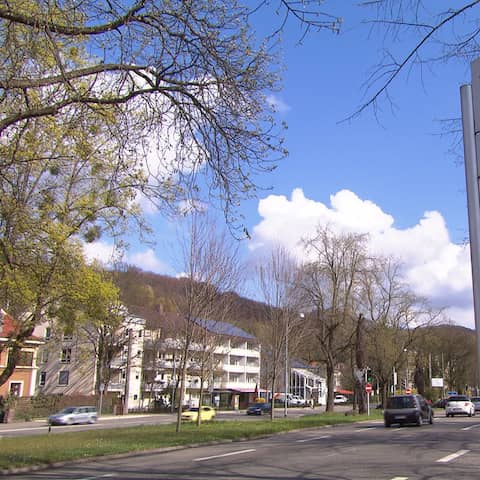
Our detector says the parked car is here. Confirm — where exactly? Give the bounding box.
[289,395,306,406]
[334,394,348,404]
[383,394,433,427]
[445,395,475,417]
[471,396,480,412]
[48,406,98,426]
[246,402,272,415]
[181,406,216,422]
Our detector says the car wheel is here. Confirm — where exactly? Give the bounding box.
[429,413,433,424]
[416,414,422,426]
[384,421,391,428]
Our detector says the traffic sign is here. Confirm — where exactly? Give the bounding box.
[365,383,372,393]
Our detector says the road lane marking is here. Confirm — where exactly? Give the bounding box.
[77,475,114,480]
[195,448,256,462]
[462,424,480,431]
[296,435,331,443]
[390,477,408,480]
[436,449,470,463]
[355,427,376,432]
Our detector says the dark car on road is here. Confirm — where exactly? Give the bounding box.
[246,402,272,415]
[384,394,433,427]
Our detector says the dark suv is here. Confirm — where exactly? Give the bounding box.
[384,394,433,427]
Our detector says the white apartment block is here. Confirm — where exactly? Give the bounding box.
[34,313,261,411]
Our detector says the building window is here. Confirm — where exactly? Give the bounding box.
[41,350,49,363]
[58,371,69,386]
[45,327,51,340]
[9,382,22,397]
[63,331,73,341]
[39,372,46,386]
[60,348,72,363]
[17,351,34,366]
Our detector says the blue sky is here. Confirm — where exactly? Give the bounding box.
[84,2,477,328]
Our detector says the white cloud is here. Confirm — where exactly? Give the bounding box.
[129,249,172,274]
[266,94,291,114]
[251,188,474,328]
[82,240,173,275]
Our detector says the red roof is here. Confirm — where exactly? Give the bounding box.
[0,311,17,337]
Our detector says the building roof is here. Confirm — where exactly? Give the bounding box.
[193,318,256,340]
[0,309,43,344]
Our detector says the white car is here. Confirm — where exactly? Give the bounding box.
[289,395,306,406]
[334,394,348,404]
[445,395,475,417]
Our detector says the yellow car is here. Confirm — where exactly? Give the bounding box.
[181,406,216,422]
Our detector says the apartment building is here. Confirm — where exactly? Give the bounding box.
[33,309,261,411]
[141,315,261,410]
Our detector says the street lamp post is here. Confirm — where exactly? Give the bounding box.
[284,315,289,418]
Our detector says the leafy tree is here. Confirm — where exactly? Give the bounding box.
[0,0,339,386]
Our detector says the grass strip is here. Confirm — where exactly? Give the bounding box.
[0,411,382,470]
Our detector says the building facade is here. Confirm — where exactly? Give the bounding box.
[0,310,44,399]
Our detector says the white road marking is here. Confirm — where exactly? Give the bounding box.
[195,448,256,462]
[296,435,331,443]
[78,474,114,480]
[355,427,376,432]
[436,449,470,463]
[390,477,408,480]
[461,424,480,431]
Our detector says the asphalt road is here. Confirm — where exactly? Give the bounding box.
[6,412,480,479]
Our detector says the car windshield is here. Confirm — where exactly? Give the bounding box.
[472,397,480,402]
[387,396,415,409]
[449,396,469,402]
[188,408,199,412]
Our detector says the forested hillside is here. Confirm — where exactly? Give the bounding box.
[113,266,266,334]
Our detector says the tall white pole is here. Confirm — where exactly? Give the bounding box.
[461,63,480,390]
[284,315,289,417]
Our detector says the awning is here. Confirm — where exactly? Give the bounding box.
[335,389,353,395]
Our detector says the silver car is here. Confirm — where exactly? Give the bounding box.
[471,396,480,412]
[48,406,98,426]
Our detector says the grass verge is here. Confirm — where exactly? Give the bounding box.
[0,411,382,471]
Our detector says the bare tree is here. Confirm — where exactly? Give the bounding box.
[299,226,368,412]
[173,213,242,431]
[254,245,304,420]
[350,1,480,119]
[359,256,441,406]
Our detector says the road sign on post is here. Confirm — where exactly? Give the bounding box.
[365,383,372,394]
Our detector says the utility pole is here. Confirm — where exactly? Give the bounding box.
[460,59,480,390]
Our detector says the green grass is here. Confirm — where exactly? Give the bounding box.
[0,411,382,471]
